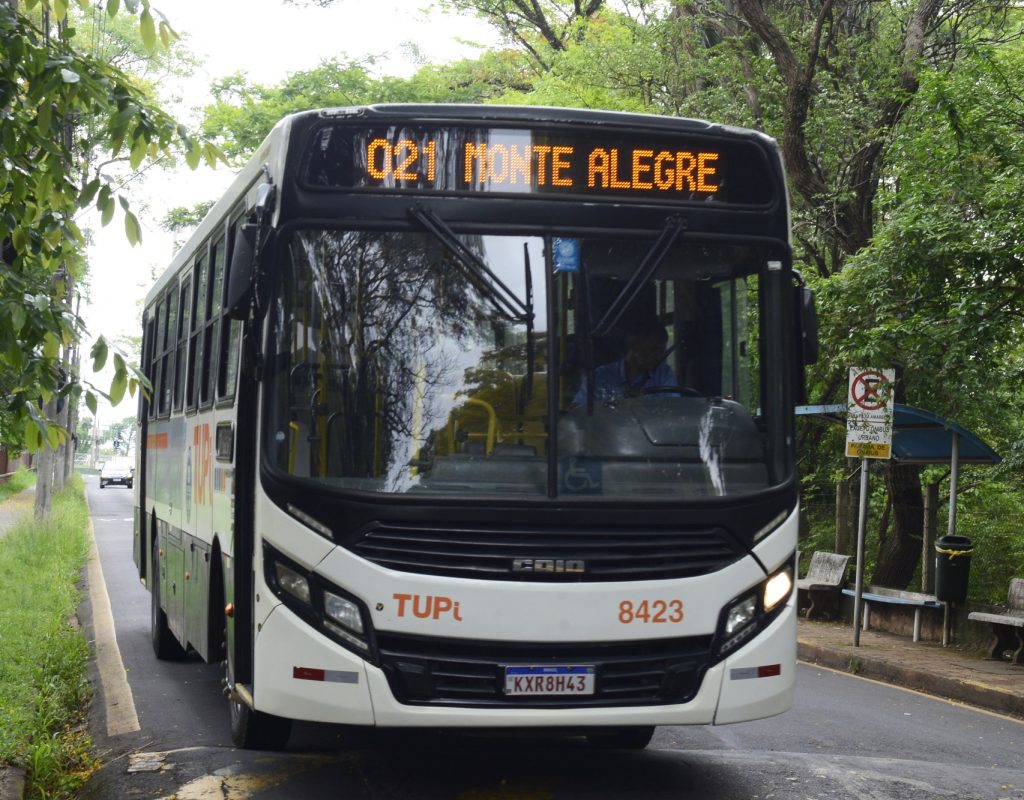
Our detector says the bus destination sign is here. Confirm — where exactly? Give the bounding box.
[302,124,775,205]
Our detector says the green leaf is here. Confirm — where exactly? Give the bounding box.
[60,68,80,84]
[130,134,147,169]
[158,20,176,48]
[106,0,120,15]
[53,0,69,23]
[24,418,42,453]
[91,338,109,372]
[43,333,60,360]
[79,178,101,208]
[185,141,201,170]
[125,211,142,246]
[85,391,98,416]
[47,424,63,450]
[11,305,26,334]
[101,197,115,227]
[37,101,52,133]
[110,371,128,406]
[12,227,27,254]
[140,9,157,52]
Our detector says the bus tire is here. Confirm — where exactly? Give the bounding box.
[221,618,291,750]
[150,542,185,660]
[586,726,655,750]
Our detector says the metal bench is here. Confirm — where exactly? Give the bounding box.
[796,552,851,619]
[841,586,942,642]
[968,578,1024,666]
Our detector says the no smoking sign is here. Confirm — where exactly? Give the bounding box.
[846,367,895,459]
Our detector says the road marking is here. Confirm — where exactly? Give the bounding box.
[86,515,141,737]
[799,660,1024,725]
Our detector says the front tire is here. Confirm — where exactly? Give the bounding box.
[586,726,656,750]
[219,605,291,750]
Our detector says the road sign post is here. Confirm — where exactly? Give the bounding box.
[846,367,894,647]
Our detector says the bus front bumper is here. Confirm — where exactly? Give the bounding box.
[252,599,796,729]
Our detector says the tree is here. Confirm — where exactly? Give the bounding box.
[0,0,218,516]
[394,0,1024,588]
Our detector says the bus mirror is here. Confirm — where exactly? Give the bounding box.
[799,286,819,365]
[227,224,274,320]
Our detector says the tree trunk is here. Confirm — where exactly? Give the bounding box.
[34,397,58,520]
[870,462,924,588]
[834,465,853,555]
[921,480,939,593]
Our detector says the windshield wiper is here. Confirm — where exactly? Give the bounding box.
[409,206,532,324]
[591,215,684,338]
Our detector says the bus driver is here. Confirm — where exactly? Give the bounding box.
[573,319,677,406]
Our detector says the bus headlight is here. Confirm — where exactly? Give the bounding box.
[725,595,757,636]
[274,562,311,605]
[715,561,794,658]
[764,567,793,612]
[325,592,364,635]
[323,591,369,651]
[264,545,374,658]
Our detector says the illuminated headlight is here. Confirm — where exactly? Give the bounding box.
[275,562,311,605]
[764,567,793,611]
[716,560,795,658]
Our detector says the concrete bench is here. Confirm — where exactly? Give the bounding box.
[842,586,943,642]
[797,552,851,619]
[968,578,1024,666]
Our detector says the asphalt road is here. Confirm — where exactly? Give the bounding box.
[80,478,1024,800]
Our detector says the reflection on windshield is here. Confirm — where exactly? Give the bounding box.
[265,230,775,498]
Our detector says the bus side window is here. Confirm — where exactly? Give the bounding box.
[201,235,225,406]
[174,275,191,412]
[187,255,208,411]
[217,219,243,402]
[152,297,166,417]
[143,314,157,421]
[159,285,178,417]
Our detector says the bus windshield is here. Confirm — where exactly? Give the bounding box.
[266,227,783,499]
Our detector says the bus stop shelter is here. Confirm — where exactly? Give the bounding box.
[796,404,1000,641]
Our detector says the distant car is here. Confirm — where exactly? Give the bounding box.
[99,458,134,489]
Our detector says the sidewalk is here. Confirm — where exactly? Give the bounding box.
[0,486,34,543]
[798,617,1024,719]
[0,487,34,800]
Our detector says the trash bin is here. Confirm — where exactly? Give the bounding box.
[935,534,973,603]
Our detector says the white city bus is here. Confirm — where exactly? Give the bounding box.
[135,105,816,750]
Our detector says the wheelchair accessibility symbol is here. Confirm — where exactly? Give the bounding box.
[560,458,602,494]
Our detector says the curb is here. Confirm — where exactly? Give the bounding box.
[0,766,25,800]
[798,641,1024,720]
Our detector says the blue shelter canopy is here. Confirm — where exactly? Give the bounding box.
[796,403,1000,465]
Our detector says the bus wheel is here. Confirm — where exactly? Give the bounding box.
[150,544,185,660]
[222,621,292,750]
[586,726,655,750]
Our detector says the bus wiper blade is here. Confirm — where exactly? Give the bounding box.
[409,206,532,324]
[592,215,684,338]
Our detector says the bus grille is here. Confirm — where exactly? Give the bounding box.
[375,633,713,708]
[350,524,740,581]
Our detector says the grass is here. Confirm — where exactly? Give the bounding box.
[0,475,96,799]
[0,466,36,503]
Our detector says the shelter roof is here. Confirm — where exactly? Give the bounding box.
[796,404,1000,465]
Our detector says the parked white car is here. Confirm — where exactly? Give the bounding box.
[99,458,134,489]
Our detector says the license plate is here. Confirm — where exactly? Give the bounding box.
[504,665,596,696]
